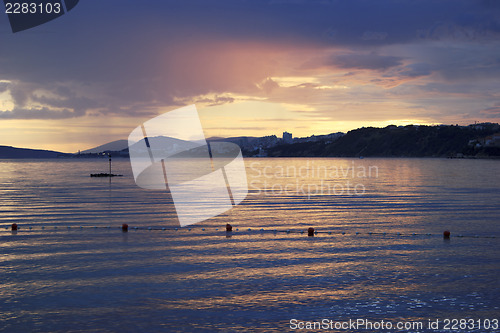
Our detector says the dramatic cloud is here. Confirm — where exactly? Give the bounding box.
[0,107,75,119]
[480,105,500,118]
[0,0,499,150]
[331,53,403,71]
[397,63,433,78]
[0,81,101,119]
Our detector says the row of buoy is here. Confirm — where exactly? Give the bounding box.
[3,223,495,239]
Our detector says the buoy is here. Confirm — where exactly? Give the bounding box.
[226,224,232,232]
[202,228,205,231]
[11,223,17,231]
[148,227,152,231]
[122,224,128,232]
[307,227,315,237]
[443,230,450,239]
[342,232,345,235]
[162,227,166,231]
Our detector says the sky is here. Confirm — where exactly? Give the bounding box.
[1,0,499,152]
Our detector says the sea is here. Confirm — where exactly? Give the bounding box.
[0,158,499,332]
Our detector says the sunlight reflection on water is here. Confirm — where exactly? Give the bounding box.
[0,158,499,332]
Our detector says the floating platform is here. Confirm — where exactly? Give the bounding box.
[90,173,123,177]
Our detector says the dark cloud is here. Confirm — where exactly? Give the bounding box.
[0,81,10,93]
[416,43,500,82]
[0,107,75,119]
[381,63,434,81]
[9,82,32,107]
[480,105,500,118]
[258,78,280,94]
[416,1,500,42]
[0,81,101,119]
[331,53,403,71]
[417,21,500,42]
[192,95,236,106]
[0,0,499,120]
[1,0,497,83]
[31,94,98,116]
[398,63,433,78]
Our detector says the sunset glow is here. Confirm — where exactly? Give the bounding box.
[1,1,499,152]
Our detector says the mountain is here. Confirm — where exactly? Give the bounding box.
[0,145,70,159]
[81,140,129,154]
[128,136,195,157]
[80,122,500,159]
[83,136,261,156]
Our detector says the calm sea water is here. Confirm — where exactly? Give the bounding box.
[0,158,499,332]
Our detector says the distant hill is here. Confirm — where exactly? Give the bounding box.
[0,145,70,159]
[128,136,204,151]
[266,124,500,158]
[81,140,129,154]
[83,136,261,156]
[81,123,500,159]
[207,136,259,144]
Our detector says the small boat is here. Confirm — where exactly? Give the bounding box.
[90,173,122,177]
[90,154,122,177]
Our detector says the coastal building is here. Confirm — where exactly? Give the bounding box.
[283,131,293,144]
[485,133,500,147]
